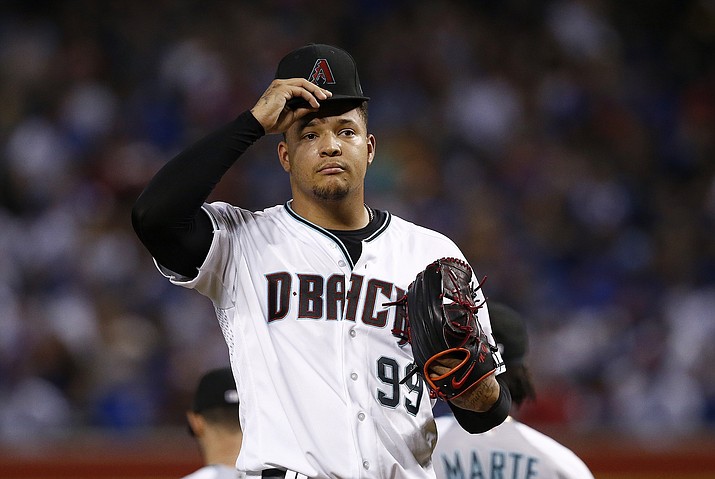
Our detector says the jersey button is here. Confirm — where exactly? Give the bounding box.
[350,372,358,381]
[349,329,356,338]
[362,461,370,470]
[357,412,365,421]
[338,260,346,267]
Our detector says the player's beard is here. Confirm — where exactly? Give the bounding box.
[312,182,349,201]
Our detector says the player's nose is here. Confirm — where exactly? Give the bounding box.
[319,133,341,157]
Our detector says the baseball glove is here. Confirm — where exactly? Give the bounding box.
[391,257,499,400]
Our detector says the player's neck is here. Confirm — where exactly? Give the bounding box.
[202,431,242,468]
[290,197,370,230]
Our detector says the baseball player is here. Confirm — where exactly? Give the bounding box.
[183,367,242,479]
[132,43,510,478]
[432,303,595,479]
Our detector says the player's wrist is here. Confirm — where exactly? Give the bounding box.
[448,374,500,412]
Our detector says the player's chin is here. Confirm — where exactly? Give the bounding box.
[312,181,350,201]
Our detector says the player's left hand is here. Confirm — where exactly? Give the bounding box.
[429,357,500,412]
[390,258,500,404]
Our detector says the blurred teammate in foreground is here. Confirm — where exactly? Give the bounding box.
[182,367,242,479]
[433,303,595,479]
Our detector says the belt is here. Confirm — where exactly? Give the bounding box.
[261,469,309,479]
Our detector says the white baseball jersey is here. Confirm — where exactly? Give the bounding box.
[432,415,595,479]
[181,464,240,479]
[158,201,500,479]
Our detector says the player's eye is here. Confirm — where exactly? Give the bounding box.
[302,132,318,140]
[339,129,356,137]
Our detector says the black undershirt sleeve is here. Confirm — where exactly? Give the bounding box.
[446,375,512,433]
[131,110,265,278]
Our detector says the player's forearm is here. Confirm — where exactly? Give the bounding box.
[131,110,265,275]
[134,110,265,223]
[448,374,501,412]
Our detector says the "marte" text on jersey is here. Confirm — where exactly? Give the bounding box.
[439,450,540,479]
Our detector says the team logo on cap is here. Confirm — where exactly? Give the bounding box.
[308,59,335,85]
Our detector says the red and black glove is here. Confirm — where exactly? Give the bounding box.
[392,257,499,400]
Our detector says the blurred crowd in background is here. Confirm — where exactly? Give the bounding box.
[0,0,713,447]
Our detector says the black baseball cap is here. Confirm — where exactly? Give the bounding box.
[275,43,370,109]
[488,302,528,365]
[191,367,239,413]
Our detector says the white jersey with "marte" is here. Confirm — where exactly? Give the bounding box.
[433,415,595,479]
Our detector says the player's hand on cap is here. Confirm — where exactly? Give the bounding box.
[250,78,332,134]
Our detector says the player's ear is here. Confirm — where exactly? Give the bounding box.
[277,141,291,172]
[186,411,206,438]
[366,134,376,166]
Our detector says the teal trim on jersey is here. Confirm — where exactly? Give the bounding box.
[364,211,391,242]
[285,200,355,269]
